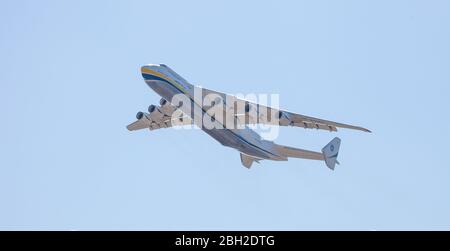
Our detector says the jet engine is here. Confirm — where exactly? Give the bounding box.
[136,111,152,123]
[159,98,177,116]
[136,111,144,120]
[159,98,168,106]
[148,104,165,121]
[277,111,292,126]
[243,102,260,124]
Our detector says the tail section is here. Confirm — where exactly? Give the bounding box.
[240,137,342,170]
[321,137,341,170]
[274,137,341,170]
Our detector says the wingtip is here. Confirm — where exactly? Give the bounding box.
[357,126,372,133]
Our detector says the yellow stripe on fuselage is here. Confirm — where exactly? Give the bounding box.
[141,67,188,94]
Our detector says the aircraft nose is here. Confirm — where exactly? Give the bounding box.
[141,65,150,73]
[141,65,156,80]
[141,65,150,76]
[141,64,165,81]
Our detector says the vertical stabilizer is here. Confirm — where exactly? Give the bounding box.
[321,137,341,170]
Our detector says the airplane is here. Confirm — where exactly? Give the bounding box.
[127,64,371,169]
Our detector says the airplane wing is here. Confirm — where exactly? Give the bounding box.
[126,114,192,131]
[127,100,193,131]
[200,87,371,133]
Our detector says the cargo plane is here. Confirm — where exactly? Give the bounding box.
[127,64,370,169]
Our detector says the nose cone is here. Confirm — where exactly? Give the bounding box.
[141,64,169,80]
[141,65,160,81]
[140,65,149,73]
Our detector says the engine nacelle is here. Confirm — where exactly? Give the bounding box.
[244,103,253,113]
[136,111,144,120]
[277,111,292,126]
[159,98,168,106]
[148,104,165,121]
[136,111,152,123]
[243,102,259,123]
[159,98,177,116]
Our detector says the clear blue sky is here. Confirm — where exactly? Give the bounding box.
[1,0,449,230]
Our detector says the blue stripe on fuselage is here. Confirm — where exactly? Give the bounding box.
[142,73,167,82]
